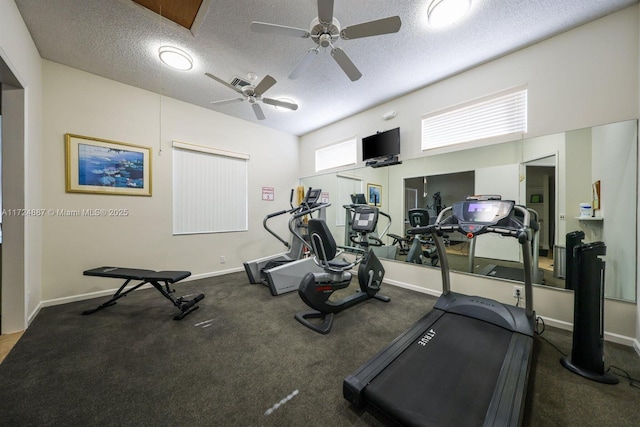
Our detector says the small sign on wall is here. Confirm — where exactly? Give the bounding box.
[262,187,274,201]
[320,192,329,203]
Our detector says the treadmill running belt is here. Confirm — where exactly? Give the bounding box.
[364,313,513,427]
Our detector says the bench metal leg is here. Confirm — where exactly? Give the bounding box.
[82,278,204,320]
[146,280,204,320]
[82,279,145,315]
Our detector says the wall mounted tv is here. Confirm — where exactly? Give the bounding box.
[362,127,400,162]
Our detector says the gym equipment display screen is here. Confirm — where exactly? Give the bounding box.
[455,200,513,224]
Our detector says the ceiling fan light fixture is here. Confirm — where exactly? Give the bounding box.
[158,46,193,70]
[427,0,471,28]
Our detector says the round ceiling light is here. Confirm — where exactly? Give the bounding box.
[427,0,471,28]
[158,46,193,71]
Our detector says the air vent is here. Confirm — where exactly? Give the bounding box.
[230,76,252,87]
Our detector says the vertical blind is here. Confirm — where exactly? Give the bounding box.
[173,141,248,234]
[315,137,357,172]
[422,87,528,151]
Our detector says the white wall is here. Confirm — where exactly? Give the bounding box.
[636,3,640,356]
[41,61,300,303]
[0,0,44,333]
[300,6,640,346]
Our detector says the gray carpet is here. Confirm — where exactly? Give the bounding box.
[0,271,638,426]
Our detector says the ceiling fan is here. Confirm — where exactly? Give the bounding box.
[205,72,298,120]
[250,0,401,81]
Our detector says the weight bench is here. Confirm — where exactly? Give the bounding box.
[82,267,204,320]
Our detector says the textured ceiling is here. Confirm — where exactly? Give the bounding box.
[14,0,638,136]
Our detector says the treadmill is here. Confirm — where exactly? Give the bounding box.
[344,197,535,427]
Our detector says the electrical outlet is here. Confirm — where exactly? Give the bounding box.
[559,213,566,220]
[513,286,523,299]
[220,256,226,264]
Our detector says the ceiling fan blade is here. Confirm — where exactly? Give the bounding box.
[317,0,334,24]
[289,48,318,80]
[210,97,245,105]
[205,72,244,94]
[340,16,402,40]
[253,75,277,96]
[331,47,362,81]
[252,103,266,120]
[250,21,310,38]
[262,98,299,111]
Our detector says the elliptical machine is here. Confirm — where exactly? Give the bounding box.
[243,187,328,295]
[295,205,390,334]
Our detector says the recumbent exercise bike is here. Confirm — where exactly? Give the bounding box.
[294,205,390,334]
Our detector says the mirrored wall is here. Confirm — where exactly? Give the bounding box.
[301,119,638,302]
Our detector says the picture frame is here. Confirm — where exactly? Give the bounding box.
[367,183,382,207]
[592,180,601,210]
[65,133,152,196]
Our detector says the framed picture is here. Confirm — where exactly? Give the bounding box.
[367,183,382,206]
[65,133,152,196]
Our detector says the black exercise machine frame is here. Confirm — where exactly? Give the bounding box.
[82,267,204,320]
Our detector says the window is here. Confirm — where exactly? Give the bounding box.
[315,137,357,172]
[422,87,527,152]
[173,141,248,234]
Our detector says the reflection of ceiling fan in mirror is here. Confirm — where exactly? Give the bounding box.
[250,0,401,81]
[205,72,298,120]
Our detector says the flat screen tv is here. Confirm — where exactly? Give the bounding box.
[362,127,400,161]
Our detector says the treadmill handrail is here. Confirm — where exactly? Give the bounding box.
[424,204,534,316]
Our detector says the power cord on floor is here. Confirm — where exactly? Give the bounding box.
[606,366,640,390]
[534,316,568,357]
[535,316,640,389]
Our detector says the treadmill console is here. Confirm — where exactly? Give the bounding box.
[451,200,514,235]
[351,206,379,233]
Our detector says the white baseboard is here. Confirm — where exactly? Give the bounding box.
[384,278,442,298]
[39,267,245,309]
[386,282,638,349]
[27,302,43,326]
[186,267,244,281]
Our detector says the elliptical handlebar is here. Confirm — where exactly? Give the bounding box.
[289,202,332,251]
[262,187,325,250]
[376,210,392,240]
[263,210,292,248]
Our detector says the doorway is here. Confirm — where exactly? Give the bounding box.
[0,54,27,334]
[524,156,557,274]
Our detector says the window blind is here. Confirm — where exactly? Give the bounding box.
[173,141,248,234]
[422,87,527,152]
[315,137,357,172]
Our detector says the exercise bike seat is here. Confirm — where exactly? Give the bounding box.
[308,218,358,271]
